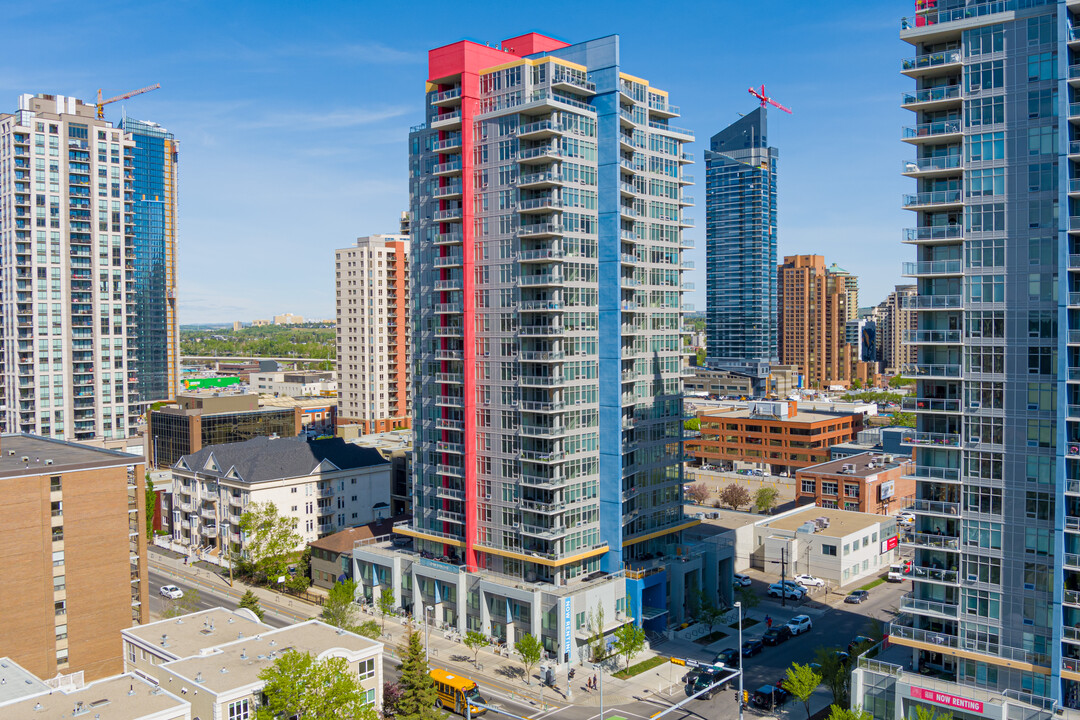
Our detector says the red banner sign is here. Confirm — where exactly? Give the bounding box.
[911,687,983,714]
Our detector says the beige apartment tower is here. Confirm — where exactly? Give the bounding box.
[335,234,411,433]
[0,435,148,681]
[778,254,856,388]
[877,284,917,374]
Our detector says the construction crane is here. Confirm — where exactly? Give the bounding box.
[748,84,792,114]
[96,83,161,119]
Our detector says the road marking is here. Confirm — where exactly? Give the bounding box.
[148,562,311,623]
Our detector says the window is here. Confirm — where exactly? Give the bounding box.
[1027,51,1056,82]
[822,544,837,556]
[964,520,1001,550]
[128,643,136,663]
[801,479,816,494]
[821,481,838,496]
[967,25,1004,55]
[363,688,377,706]
[228,699,250,720]
[967,131,1004,162]
[1025,491,1052,521]
[358,658,376,680]
[966,60,1004,91]
[965,589,1001,619]
[844,484,860,498]
[965,96,1004,127]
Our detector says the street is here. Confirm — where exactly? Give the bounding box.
[147,553,905,720]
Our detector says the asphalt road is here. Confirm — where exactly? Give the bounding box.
[148,568,292,628]
[148,561,905,720]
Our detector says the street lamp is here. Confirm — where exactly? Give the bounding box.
[735,601,743,720]
[592,662,604,720]
[424,604,435,662]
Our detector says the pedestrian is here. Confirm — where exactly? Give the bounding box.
[766,615,772,629]
[592,674,597,690]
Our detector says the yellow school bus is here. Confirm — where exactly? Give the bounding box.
[429,669,487,717]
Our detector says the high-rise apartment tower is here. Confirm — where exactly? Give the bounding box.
[335,234,412,433]
[398,33,704,637]
[704,108,778,392]
[777,255,855,389]
[0,94,153,440]
[853,0,1077,714]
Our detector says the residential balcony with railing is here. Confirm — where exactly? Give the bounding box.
[901,85,961,107]
[902,431,961,448]
[902,190,962,209]
[900,49,962,74]
[902,225,962,243]
[901,397,961,413]
[899,363,962,379]
[902,155,962,175]
[902,120,962,142]
[904,496,961,517]
[903,260,962,277]
[906,329,961,344]
[899,594,959,618]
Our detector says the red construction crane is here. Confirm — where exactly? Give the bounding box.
[96,83,161,119]
[748,84,792,114]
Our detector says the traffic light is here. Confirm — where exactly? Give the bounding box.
[743,690,750,705]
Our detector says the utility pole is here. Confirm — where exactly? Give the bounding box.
[780,546,787,608]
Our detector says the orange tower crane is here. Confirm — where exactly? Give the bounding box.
[96,83,161,119]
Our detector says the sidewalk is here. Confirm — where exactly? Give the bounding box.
[148,547,318,624]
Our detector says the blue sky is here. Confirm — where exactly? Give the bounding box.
[8,0,913,324]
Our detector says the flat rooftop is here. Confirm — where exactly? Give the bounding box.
[0,435,140,479]
[698,406,855,424]
[798,452,911,479]
[162,621,381,694]
[349,429,412,450]
[123,608,269,660]
[682,506,760,533]
[0,657,50,705]
[0,673,188,720]
[760,505,890,538]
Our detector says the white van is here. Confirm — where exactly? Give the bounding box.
[887,564,905,582]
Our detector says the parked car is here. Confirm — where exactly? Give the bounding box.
[762,625,792,646]
[833,650,851,665]
[741,638,764,657]
[848,635,876,654]
[793,574,824,587]
[715,648,741,668]
[751,685,790,710]
[845,590,870,604]
[159,585,183,599]
[768,583,805,600]
[786,614,813,635]
[733,573,752,587]
[896,512,915,526]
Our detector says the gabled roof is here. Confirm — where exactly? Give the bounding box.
[173,436,388,484]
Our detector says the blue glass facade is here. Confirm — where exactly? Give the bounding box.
[120,118,178,404]
[704,108,778,384]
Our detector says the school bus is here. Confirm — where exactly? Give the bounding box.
[429,669,487,717]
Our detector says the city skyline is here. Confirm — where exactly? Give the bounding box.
[3,0,910,323]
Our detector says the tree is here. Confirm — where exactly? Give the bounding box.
[612,621,646,670]
[162,588,203,619]
[383,682,404,718]
[396,627,444,720]
[514,633,543,685]
[826,706,872,720]
[684,418,701,431]
[685,482,710,505]
[813,647,851,708]
[695,348,705,366]
[890,412,915,428]
[239,589,264,621]
[736,587,759,614]
[754,486,779,515]
[285,546,312,593]
[888,375,914,388]
[914,708,953,720]
[256,649,377,720]
[782,663,822,720]
[463,630,488,665]
[238,502,304,583]
[357,620,381,640]
[698,596,724,636]
[720,483,751,511]
[144,473,156,539]
[377,587,396,632]
[586,603,606,662]
[851,378,863,390]
[322,579,360,632]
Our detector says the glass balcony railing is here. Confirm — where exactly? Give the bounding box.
[906,329,961,344]
[902,431,962,448]
[902,156,961,173]
[903,225,962,242]
[903,260,962,276]
[900,294,961,310]
[902,120,961,140]
[902,190,962,208]
[900,50,962,72]
[902,85,961,106]
[901,0,1053,31]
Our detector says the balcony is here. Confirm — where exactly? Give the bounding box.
[434,231,463,245]
[436,463,465,478]
[902,225,961,244]
[905,329,961,344]
[433,134,462,153]
[901,155,961,177]
[647,121,694,140]
[903,496,961,517]
[901,85,961,110]
[519,248,563,262]
[518,223,561,238]
[902,120,961,143]
[889,624,957,649]
[902,190,962,210]
[898,594,958,619]
[905,465,960,483]
[519,197,563,213]
[519,273,562,287]
[901,432,961,448]
[433,181,463,199]
[433,160,462,176]
[902,260,961,277]
[435,486,465,501]
[901,397,961,414]
[906,566,958,585]
[519,144,561,163]
[518,171,564,188]
[432,87,462,105]
[901,294,961,310]
[431,109,462,129]
[519,523,569,540]
[900,50,962,76]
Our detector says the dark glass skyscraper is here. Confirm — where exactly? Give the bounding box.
[120,118,179,404]
[704,108,778,389]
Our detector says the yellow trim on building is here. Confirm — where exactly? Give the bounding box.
[475,543,608,567]
[392,526,465,548]
[649,88,669,98]
[622,520,701,547]
[481,55,588,76]
[888,635,1050,675]
[619,71,650,86]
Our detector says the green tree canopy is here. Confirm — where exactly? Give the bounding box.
[754,486,779,514]
[783,663,823,720]
[514,633,543,685]
[396,628,444,720]
[239,589,264,621]
[322,579,360,632]
[377,587,396,631]
[613,621,646,670]
[256,650,377,720]
[238,502,303,583]
[463,630,488,665]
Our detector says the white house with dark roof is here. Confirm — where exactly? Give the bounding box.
[167,436,391,560]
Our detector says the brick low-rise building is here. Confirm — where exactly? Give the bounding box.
[686,400,862,475]
[795,451,914,515]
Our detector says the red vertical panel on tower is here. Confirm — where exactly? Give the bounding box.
[428,41,522,569]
